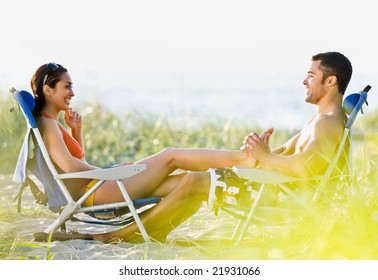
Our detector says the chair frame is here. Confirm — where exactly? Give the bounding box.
[11,88,155,242]
[230,85,371,245]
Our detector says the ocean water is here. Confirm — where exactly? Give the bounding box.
[75,82,314,131]
[3,71,371,132]
[71,71,376,131]
[130,88,309,129]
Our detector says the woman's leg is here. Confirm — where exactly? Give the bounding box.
[136,147,255,171]
[93,171,188,206]
[94,147,253,204]
[93,171,210,243]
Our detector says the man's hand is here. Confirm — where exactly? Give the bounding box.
[241,128,274,161]
[260,127,274,144]
[241,128,273,151]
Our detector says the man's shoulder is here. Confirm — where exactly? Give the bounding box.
[313,113,345,137]
[317,113,344,125]
[318,109,346,125]
[317,112,345,121]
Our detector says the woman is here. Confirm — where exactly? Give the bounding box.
[31,63,259,242]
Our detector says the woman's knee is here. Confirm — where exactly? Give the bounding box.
[159,147,178,168]
[161,147,175,153]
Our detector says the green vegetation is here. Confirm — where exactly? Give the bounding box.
[0,90,377,260]
[0,91,292,172]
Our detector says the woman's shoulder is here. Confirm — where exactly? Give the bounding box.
[38,115,56,127]
[37,116,61,136]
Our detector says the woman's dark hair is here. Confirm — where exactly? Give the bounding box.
[30,63,67,117]
[312,52,352,95]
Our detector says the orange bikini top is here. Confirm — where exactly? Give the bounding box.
[41,112,85,159]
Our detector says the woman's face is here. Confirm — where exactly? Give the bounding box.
[46,72,75,111]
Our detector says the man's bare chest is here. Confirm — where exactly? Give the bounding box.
[295,121,315,152]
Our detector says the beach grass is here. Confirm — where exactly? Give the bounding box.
[1,90,378,260]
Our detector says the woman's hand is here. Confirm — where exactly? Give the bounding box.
[64,108,82,132]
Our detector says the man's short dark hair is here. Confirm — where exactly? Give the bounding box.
[312,52,353,95]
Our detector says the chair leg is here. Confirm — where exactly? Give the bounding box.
[234,183,266,245]
[231,219,244,241]
[45,202,79,234]
[60,221,67,232]
[116,180,151,242]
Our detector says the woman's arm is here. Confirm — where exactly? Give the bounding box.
[64,109,84,149]
[42,118,97,173]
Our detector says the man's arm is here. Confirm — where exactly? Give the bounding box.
[244,116,344,177]
[271,132,301,155]
[246,127,300,155]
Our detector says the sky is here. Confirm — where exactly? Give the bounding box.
[1,0,377,105]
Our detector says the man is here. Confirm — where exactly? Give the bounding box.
[93,51,353,243]
[242,52,352,178]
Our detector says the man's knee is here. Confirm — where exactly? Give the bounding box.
[181,171,210,197]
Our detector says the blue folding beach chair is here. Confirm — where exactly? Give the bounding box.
[10,88,161,242]
[209,85,372,245]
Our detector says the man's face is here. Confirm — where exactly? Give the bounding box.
[303,60,326,104]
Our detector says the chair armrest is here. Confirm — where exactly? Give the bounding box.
[55,164,146,180]
[233,167,301,184]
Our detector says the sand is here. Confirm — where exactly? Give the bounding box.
[0,174,247,260]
